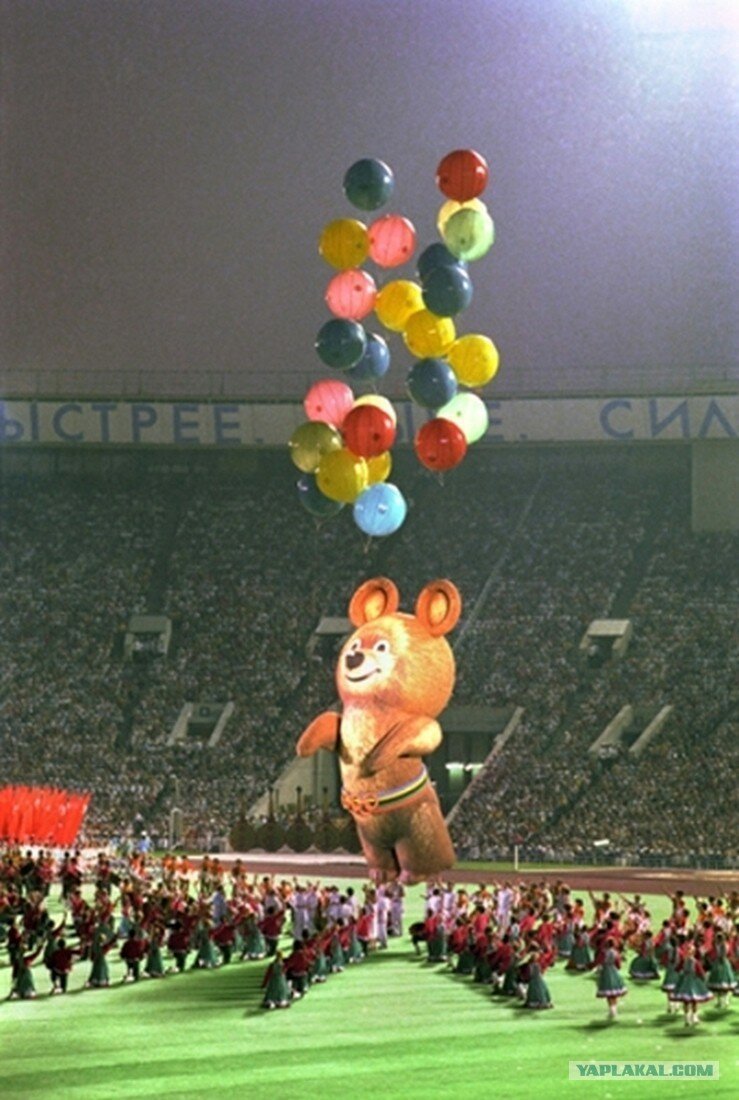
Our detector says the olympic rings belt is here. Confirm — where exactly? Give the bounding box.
[341,766,429,818]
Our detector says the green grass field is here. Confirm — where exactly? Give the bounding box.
[2,884,737,1100]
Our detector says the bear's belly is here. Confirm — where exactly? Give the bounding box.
[339,706,381,765]
[339,706,426,793]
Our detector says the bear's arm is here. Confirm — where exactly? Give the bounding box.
[363,715,442,774]
[296,712,342,757]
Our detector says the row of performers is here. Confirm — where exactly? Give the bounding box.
[411,905,738,1026]
[260,920,377,1009]
[1,867,404,964]
[4,893,387,1000]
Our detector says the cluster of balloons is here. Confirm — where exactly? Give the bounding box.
[289,150,500,538]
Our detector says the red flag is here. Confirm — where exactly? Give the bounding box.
[0,785,91,846]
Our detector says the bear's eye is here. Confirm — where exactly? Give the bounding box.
[374,640,389,654]
[348,639,361,652]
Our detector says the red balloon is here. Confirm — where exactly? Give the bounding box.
[414,417,467,471]
[436,149,489,202]
[343,404,396,458]
[303,379,355,428]
[368,214,417,268]
[325,268,377,320]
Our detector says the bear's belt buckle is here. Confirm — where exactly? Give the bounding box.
[341,790,379,817]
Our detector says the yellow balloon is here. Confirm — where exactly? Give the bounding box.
[447,334,500,387]
[353,393,397,427]
[319,218,369,270]
[288,421,342,473]
[403,310,456,359]
[374,279,424,332]
[437,197,488,236]
[316,448,369,503]
[367,451,392,484]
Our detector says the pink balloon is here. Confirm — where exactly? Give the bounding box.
[303,379,355,428]
[368,214,417,268]
[325,268,377,320]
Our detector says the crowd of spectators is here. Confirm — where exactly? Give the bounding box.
[0,447,736,867]
[538,516,737,865]
[0,449,528,839]
[450,489,738,867]
[0,479,163,838]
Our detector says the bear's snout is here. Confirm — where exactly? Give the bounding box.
[345,650,365,671]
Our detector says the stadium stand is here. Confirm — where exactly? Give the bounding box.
[0,446,736,866]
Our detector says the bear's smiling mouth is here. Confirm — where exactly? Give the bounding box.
[345,667,380,683]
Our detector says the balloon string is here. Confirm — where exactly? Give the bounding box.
[363,535,374,555]
[436,472,445,488]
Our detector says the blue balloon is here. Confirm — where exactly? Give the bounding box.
[315,319,367,370]
[406,358,458,409]
[343,158,395,211]
[353,483,407,537]
[346,332,391,382]
[421,264,473,317]
[297,474,344,518]
[416,242,464,282]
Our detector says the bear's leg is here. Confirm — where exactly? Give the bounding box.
[394,801,455,883]
[357,829,400,884]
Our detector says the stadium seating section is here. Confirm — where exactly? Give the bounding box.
[0,446,736,867]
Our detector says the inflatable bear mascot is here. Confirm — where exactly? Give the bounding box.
[297,576,460,884]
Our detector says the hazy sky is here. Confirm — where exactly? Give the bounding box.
[2,0,737,399]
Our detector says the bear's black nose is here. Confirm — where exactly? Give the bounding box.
[345,650,365,671]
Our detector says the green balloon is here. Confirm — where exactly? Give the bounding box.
[437,393,489,443]
[441,208,495,262]
[288,420,342,473]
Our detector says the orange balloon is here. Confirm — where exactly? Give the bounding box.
[353,394,398,427]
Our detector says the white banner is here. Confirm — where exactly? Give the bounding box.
[0,395,736,446]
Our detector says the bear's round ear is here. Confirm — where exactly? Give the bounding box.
[415,579,461,637]
[348,577,400,626]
